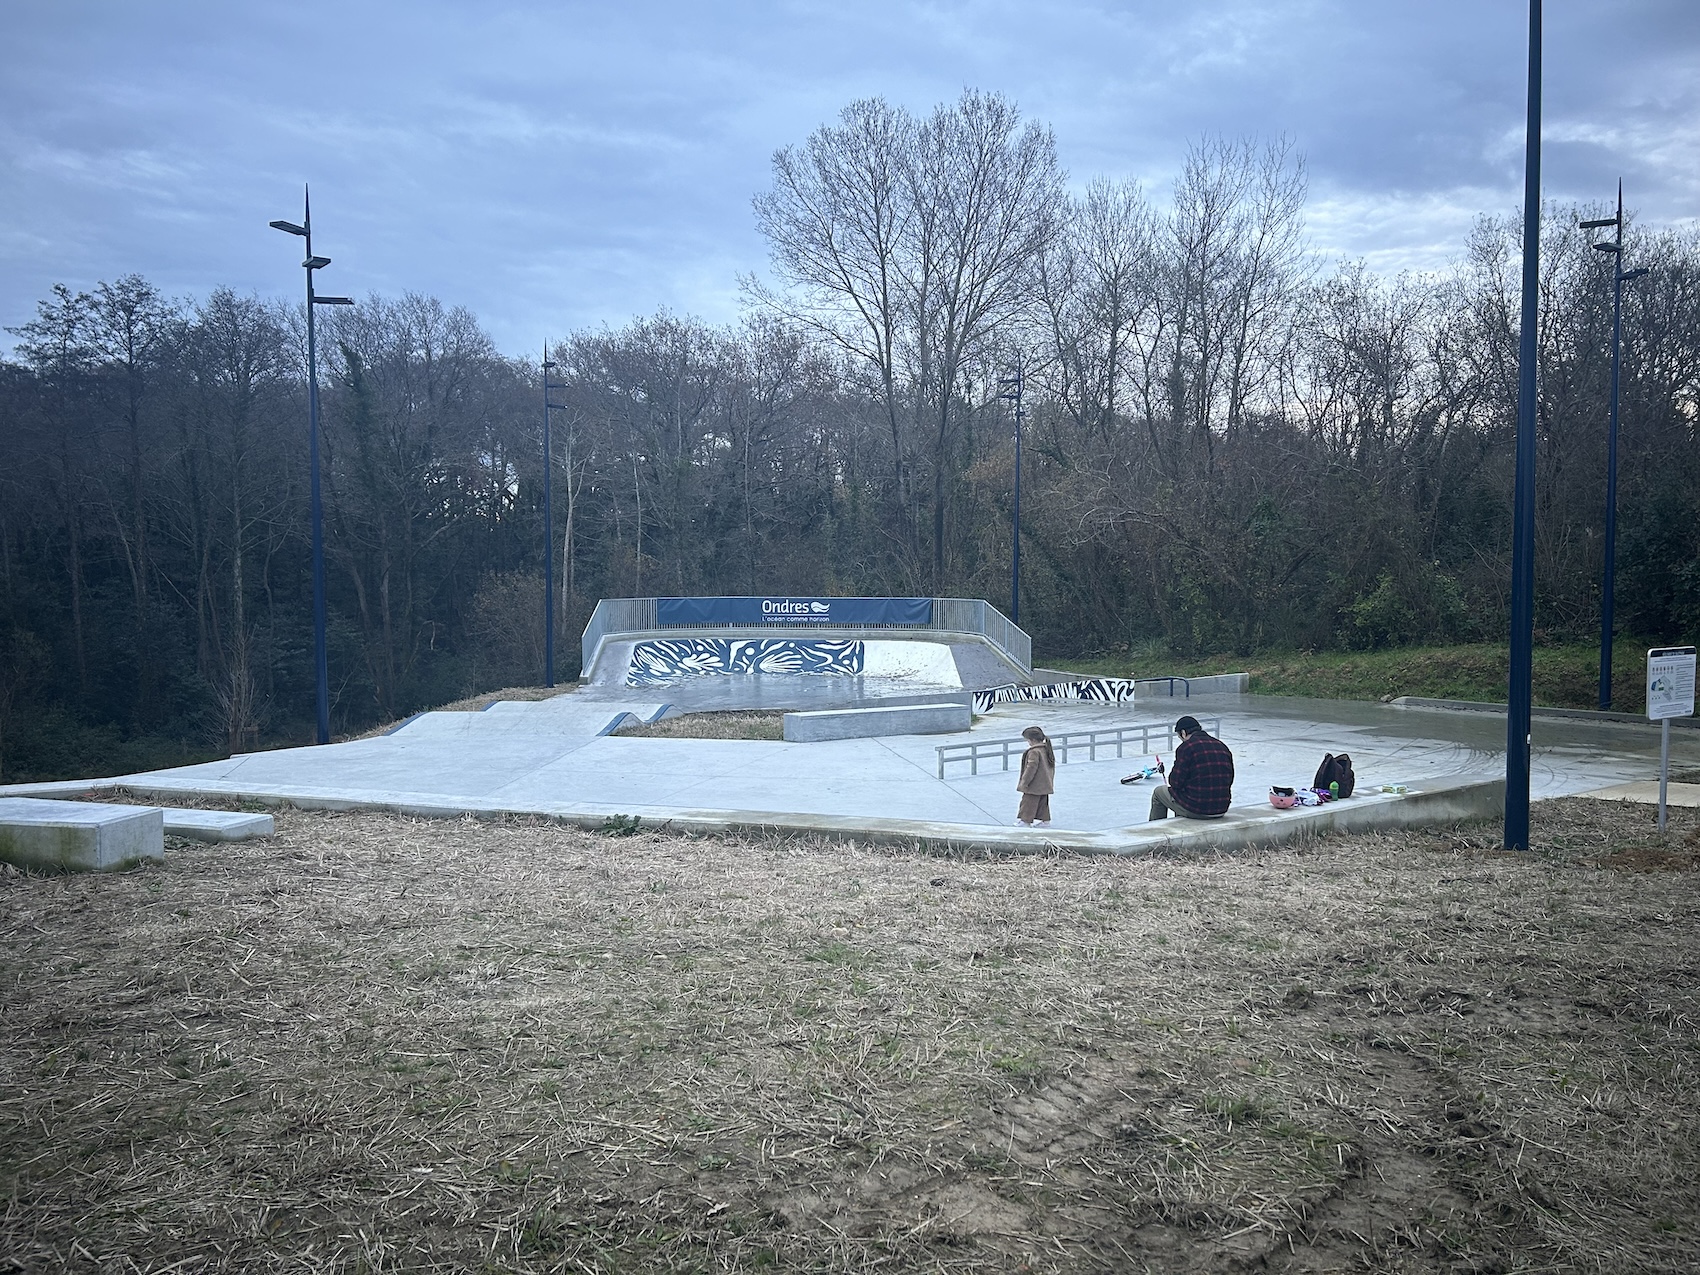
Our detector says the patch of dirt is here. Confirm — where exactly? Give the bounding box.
[2,801,1697,1272]
[614,709,786,740]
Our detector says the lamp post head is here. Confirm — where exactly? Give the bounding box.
[304,255,332,270]
[1578,216,1617,231]
[1592,241,1621,254]
[270,219,308,236]
[1622,267,1651,282]
[312,295,354,306]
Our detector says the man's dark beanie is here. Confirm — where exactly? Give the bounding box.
[1174,715,1203,735]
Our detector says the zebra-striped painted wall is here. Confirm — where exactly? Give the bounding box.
[628,638,863,687]
[972,679,1141,713]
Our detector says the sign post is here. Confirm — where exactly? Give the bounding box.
[1647,646,1697,831]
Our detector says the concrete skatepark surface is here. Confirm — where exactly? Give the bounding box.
[6,668,1693,853]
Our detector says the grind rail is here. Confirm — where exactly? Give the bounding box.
[935,718,1221,780]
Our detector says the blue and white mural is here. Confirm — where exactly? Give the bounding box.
[628,638,864,687]
[973,678,1141,713]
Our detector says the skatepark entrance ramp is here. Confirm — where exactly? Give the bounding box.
[579,596,1032,712]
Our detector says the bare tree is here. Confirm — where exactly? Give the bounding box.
[753,97,919,558]
[91,275,178,621]
[754,89,1063,588]
[1037,177,1161,451]
[1162,137,1308,451]
[8,285,98,695]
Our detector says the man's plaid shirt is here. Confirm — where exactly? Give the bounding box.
[1168,732,1235,816]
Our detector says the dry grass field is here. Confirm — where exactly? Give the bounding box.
[613,711,787,741]
[2,799,1697,1274]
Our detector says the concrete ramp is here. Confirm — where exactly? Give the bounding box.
[584,633,1026,712]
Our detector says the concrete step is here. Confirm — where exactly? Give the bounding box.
[163,809,276,842]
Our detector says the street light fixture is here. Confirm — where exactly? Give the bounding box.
[270,185,353,744]
[1579,182,1652,710]
[542,348,568,687]
[997,366,1025,625]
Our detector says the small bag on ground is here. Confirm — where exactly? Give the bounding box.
[1312,753,1356,797]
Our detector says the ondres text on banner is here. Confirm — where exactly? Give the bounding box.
[656,597,933,628]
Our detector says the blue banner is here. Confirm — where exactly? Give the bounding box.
[656,597,933,627]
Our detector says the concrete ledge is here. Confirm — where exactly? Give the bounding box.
[784,702,972,742]
[1392,696,1699,730]
[1121,774,1506,856]
[76,772,1503,859]
[1140,673,1250,697]
[0,797,164,871]
[0,779,110,799]
[164,809,276,842]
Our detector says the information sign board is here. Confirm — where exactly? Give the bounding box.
[1646,647,1696,721]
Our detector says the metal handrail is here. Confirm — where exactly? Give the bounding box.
[935,718,1220,780]
[1134,676,1190,698]
[580,596,1031,680]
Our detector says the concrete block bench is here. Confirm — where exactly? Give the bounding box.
[0,798,164,872]
[784,702,972,742]
[163,809,275,842]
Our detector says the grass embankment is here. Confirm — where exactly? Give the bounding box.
[1049,640,1663,711]
[3,802,1697,1272]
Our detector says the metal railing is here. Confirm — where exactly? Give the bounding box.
[935,718,1220,780]
[580,598,657,675]
[580,596,1031,680]
[1134,676,1190,698]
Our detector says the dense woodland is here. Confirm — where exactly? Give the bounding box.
[3,91,1698,781]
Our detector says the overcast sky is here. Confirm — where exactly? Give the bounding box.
[3,0,1697,358]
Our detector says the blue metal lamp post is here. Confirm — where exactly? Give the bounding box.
[998,366,1025,625]
[270,188,353,745]
[1579,186,1651,710]
[1505,0,1542,850]
[542,348,567,687]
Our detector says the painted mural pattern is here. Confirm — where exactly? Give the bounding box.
[972,678,1141,713]
[628,638,864,686]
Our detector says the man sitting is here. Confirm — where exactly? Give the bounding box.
[1147,715,1234,821]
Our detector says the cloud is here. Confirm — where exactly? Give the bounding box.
[2,0,1697,356]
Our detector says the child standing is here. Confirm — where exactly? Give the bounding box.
[1016,726,1055,826]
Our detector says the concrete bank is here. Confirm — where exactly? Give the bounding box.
[1392,696,1700,730]
[38,772,1502,858]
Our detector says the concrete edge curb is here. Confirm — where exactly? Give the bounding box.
[43,772,1504,859]
[0,779,116,799]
